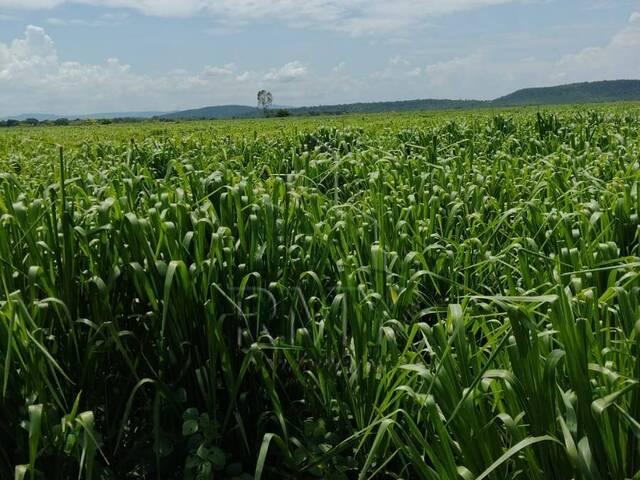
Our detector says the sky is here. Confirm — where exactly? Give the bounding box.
[0,0,639,116]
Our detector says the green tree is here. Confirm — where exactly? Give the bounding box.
[257,90,273,116]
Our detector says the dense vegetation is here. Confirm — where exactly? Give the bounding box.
[1,106,640,479]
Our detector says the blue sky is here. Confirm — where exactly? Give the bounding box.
[0,0,639,115]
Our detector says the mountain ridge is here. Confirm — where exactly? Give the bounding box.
[157,80,640,119]
[0,111,166,122]
[3,80,639,122]
[492,80,640,106]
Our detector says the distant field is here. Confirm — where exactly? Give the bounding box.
[1,103,640,479]
[2,101,638,143]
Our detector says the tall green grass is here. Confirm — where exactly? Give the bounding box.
[1,106,640,478]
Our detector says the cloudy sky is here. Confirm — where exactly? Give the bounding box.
[0,0,639,116]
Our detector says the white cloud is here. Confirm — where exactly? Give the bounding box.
[389,56,410,66]
[0,26,349,115]
[0,25,57,74]
[0,0,521,34]
[46,17,68,25]
[332,61,346,73]
[553,13,640,83]
[407,10,640,98]
[45,12,128,26]
[371,55,429,81]
[235,71,251,82]
[264,61,308,82]
[1,11,639,116]
[202,63,235,77]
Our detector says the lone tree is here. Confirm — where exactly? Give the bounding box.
[257,90,273,116]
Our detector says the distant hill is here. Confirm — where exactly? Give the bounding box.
[75,111,166,120]
[4,80,640,122]
[492,80,640,106]
[1,111,166,121]
[159,105,258,120]
[1,113,61,121]
[291,98,487,116]
[157,100,486,120]
[159,80,640,120]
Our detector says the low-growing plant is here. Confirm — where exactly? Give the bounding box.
[1,105,640,479]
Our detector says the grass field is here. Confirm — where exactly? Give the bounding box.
[2,104,640,479]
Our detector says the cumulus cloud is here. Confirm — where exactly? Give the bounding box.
[46,12,128,26]
[553,10,640,82]
[235,71,251,82]
[403,10,640,98]
[332,61,346,73]
[0,25,338,115]
[0,25,57,77]
[264,61,308,82]
[202,63,235,77]
[0,0,521,34]
[1,10,639,116]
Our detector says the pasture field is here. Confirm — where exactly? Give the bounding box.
[1,105,640,479]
